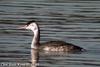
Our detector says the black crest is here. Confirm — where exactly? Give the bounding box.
[26,20,36,26]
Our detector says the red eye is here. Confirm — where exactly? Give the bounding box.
[32,25,34,26]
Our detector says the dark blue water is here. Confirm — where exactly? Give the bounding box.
[0,0,100,67]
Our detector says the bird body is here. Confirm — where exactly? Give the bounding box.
[39,41,83,52]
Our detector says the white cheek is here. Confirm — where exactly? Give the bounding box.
[30,26,34,29]
[25,27,28,29]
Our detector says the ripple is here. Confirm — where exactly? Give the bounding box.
[0,0,100,67]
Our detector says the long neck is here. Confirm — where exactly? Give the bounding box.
[31,26,40,49]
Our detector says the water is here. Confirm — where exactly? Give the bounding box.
[0,0,100,67]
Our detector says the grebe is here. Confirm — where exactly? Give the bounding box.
[20,20,85,52]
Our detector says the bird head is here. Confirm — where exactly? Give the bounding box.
[20,20,38,32]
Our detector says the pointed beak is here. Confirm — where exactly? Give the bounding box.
[18,25,27,29]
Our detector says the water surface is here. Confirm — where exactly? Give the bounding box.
[0,0,100,67]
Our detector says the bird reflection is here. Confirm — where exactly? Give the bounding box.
[30,47,84,67]
[31,49,39,67]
